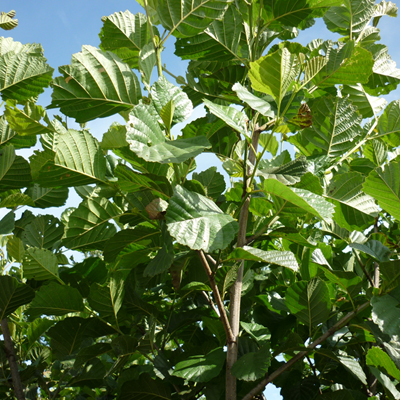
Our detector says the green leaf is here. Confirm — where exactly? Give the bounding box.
[157,0,232,38]
[337,352,368,385]
[172,347,225,382]
[6,235,24,262]
[373,1,398,27]
[23,247,62,282]
[99,11,154,69]
[240,321,271,345]
[0,115,35,149]
[376,100,400,146]
[371,295,400,337]
[369,366,400,399]
[367,346,400,381]
[120,373,171,400]
[285,278,331,326]
[326,172,379,231]
[203,99,248,136]
[231,345,271,382]
[350,240,391,263]
[4,100,53,136]
[380,260,400,289]
[74,343,112,369]
[143,224,174,277]
[49,45,142,123]
[364,139,387,166]
[314,44,373,88]
[127,104,210,163]
[34,130,106,187]
[232,83,275,118]
[0,10,18,31]
[0,275,34,320]
[88,279,124,324]
[151,76,193,126]
[69,358,106,388]
[341,84,387,118]
[321,269,362,301]
[24,185,68,208]
[0,192,35,208]
[27,282,83,319]
[62,197,121,250]
[181,113,239,157]
[323,0,375,39]
[249,48,300,108]
[0,210,14,234]
[290,96,362,158]
[138,42,156,89]
[363,161,400,221]
[166,185,238,252]
[258,156,310,185]
[21,215,64,250]
[262,179,335,221]
[0,43,53,102]
[228,246,299,272]
[174,5,244,62]
[192,167,226,200]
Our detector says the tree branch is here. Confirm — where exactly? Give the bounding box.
[197,250,234,344]
[1,318,25,400]
[227,124,262,399]
[241,301,370,400]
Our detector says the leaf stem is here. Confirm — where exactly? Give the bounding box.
[143,0,162,77]
[242,301,370,400]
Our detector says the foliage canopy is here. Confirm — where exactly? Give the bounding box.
[1,1,400,399]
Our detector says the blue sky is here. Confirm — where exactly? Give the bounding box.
[1,2,400,399]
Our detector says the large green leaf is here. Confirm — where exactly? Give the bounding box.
[376,100,400,146]
[0,115,35,149]
[326,172,379,231]
[0,275,34,320]
[369,366,400,399]
[363,161,400,221]
[166,185,238,252]
[62,197,121,250]
[364,44,400,95]
[380,260,400,289]
[0,41,53,102]
[192,167,226,200]
[23,247,62,282]
[49,45,142,123]
[323,0,375,39]
[4,100,53,136]
[262,179,335,221]
[285,278,331,326]
[127,104,210,163]
[232,83,275,118]
[249,48,300,109]
[314,43,373,88]
[290,96,362,158]
[367,347,400,381]
[157,0,232,38]
[99,11,154,69]
[227,246,299,272]
[120,373,171,400]
[172,347,225,382]
[341,83,387,118]
[203,99,248,136]
[231,345,271,382]
[88,277,124,324]
[0,210,14,234]
[371,295,400,337]
[27,282,84,319]
[0,145,31,190]
[151,76,193,126]
[181,113,239,157]
[350,240,391,263]
[21,215,64,250]
[34,130,107,187]
[175,5,244,62]
[24,185,69,208]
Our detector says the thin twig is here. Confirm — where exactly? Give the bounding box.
[353,250,374,287]
[197,250,234,344]
[1,318,25,400]
[373,217,380,288]
[242,301,370,400]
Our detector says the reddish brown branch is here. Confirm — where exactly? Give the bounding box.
[197,250,234,344]
[1,318,25,400]
[242,301,370,400]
